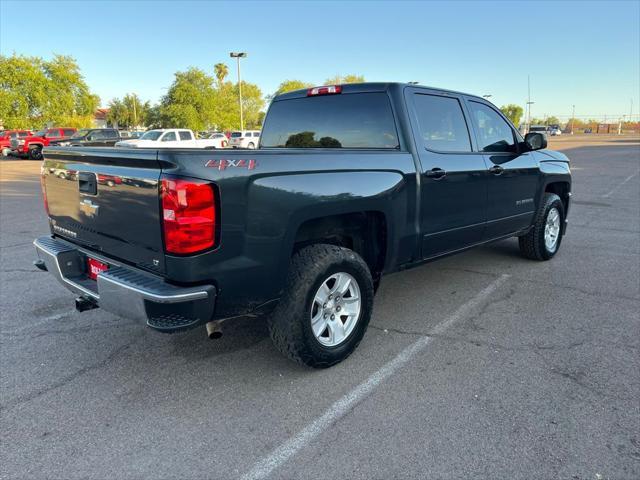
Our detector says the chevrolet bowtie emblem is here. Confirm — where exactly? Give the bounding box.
[79,199,99,217]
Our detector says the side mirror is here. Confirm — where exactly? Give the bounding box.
[524,132,547,151]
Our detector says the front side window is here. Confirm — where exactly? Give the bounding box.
[413,94,471,152]
[261,92,399,149]
[91,130,106,140]
[72,129,90,139]
[140,130,163,141]
[469,102,517,153]
[161,132,177,142]
[179,131,192,140]
[47,130,61,138]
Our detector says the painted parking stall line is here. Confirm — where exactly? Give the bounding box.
[602,169,639,198]
[240,274,511,480]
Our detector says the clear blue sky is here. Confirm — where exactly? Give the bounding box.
[2,0,639,120]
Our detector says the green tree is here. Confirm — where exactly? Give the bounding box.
[214,63,229,85]
[0,54,99,128]
[273,79,313,96]
[324,74,365,85]
[159,67,217,131]
[500,104,524,128]
[211,80,265,130]
[543,116,560,126]
[107,93,150,128]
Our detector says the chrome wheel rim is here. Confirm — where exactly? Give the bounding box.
[310,272,361,347]
[544,207,561,252]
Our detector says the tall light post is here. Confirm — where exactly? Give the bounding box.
[571,104,575,135]
[230,52,247,131]
[525,75,533,134]
[526,102,534,134]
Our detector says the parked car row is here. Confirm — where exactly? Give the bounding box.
[1,126,261,159]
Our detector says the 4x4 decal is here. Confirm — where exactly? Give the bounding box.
[205,159,257,171]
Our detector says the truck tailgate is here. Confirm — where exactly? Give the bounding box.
[42,147,166,274]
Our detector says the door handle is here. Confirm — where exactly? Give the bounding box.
[425,168,447,179]
[489,165,504,175]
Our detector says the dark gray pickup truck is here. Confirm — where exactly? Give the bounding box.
[34,83,571,367]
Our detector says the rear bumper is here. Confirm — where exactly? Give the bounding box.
[34,236,216,332]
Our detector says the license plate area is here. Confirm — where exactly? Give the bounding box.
[86,257,109,281]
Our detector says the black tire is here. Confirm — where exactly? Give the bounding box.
[29,146,43,160]
[519,192,565,261]
[268,244,374,368]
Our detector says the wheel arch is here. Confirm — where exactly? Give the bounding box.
[291,211,389,286]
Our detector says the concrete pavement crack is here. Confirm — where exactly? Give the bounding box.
[0,333,144,412]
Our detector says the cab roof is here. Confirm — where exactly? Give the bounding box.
[273,82,485,102]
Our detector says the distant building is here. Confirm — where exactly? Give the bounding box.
[94,108,110,128]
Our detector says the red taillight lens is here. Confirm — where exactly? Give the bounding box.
[161,176,217,255]
[40,167,49,215]
[307,85,342,96]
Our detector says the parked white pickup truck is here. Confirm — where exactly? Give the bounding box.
[115,129,226,149]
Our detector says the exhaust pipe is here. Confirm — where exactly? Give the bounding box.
[205,320,223,339]
[75,296,98,312]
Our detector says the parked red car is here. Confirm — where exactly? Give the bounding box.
[11,127,76,160]
[0,130,33,156]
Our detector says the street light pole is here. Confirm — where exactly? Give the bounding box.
[571,104,575,135]
[230,52,247,131]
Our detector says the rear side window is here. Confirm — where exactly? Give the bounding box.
[63,129,75,137]
[253,132,260,137]
[261,93,399,149]
[412,94,471,152]
[105,129,119,138]
[468,101,517,153]
[179,131,192,140]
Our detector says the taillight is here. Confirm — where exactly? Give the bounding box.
[40,167,49,215]
[307,85,342,96]
[161,176,217,255]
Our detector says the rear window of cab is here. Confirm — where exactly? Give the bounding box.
[261,93,399,149]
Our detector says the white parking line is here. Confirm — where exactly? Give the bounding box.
[602,169,640,198]
[240,274,510,480]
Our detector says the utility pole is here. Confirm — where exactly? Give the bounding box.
[230,52,247,131]
[571,104,575,135]
[526,75,531,134]
[132,94,137,129]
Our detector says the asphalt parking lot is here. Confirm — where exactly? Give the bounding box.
[1,136,639,480]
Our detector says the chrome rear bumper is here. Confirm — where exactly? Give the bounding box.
[33,236,216,332]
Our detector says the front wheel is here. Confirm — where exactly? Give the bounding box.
[519,192,565,260]
[29,147,43,160]
[268,244,374,368]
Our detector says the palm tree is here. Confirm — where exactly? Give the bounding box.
[214,63,229,85]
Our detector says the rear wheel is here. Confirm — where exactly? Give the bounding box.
[268,244,374,368]
[519,192,565,260]
[247,142,255,149]
[29,146,43,160]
